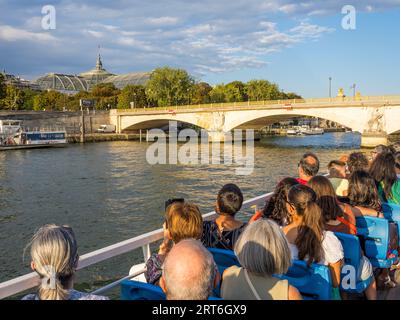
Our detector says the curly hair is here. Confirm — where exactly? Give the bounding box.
[263,177,299,226]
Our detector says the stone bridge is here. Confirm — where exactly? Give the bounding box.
[110,96,400,147]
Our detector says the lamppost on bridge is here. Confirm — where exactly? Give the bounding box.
[351,83,356,98]
[329,77,332,98]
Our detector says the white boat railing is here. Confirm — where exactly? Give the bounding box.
[0,192,272,299]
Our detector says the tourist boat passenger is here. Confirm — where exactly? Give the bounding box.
[308,175,377,300]
[282,184,344,299]
[160,239,219,300]
[249,177,299,225]
[347,171,385,218]
[395,152,400,179]
[347,152,370,176]
[327,160,349,197]
[221,219,302,300]
[22,224,108,300]
[347,170,398,289]
[144,202,203,285]
[201,184,246,250]
[296,152,319,185]
[369,152,400,205]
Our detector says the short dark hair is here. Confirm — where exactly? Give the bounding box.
[299,152,320,177]
[217,184,243,216]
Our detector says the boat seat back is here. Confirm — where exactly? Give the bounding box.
[334,232,372,293]
[274,260,332,300]
[121,279,166,300]
[356,216,396,268]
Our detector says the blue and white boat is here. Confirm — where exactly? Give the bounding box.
[0,119,67,150]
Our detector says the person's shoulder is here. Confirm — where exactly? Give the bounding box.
[70,290,109,300]
[323,231,344,250]
[222,265,241,278]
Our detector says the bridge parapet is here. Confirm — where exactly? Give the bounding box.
[112,95,400,114]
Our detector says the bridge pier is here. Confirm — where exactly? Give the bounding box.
[361,132,388,148]
[207,131,226,143]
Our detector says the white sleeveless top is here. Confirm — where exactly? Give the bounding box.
[289,230,344,265]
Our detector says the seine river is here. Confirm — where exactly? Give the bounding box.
[0,132,366,297]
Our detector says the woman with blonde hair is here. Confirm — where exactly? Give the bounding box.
[22,224,108,300]
[221,219,302,300]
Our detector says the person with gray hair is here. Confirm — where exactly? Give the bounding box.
[221,219,302,300]
[160,239,218,300]
[22,224,108,300]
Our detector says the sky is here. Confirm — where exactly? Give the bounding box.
[0,0,399,97]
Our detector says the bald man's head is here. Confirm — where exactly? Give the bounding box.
[160,239,215,300]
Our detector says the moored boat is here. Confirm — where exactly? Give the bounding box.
[0,120,68,151]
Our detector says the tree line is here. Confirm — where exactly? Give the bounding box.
[0,67,301,111]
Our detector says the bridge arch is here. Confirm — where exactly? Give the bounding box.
[223,108,367,133]
[119,113,209,132]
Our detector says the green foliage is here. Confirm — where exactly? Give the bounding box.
[191,82,212,104]
[1,85,25,110]
[246,80,281,101]
[224,81,247,102]
[146,67,195,107]
[90,83,120,109]
[117,85,147,109]
[0,74,6,100]
[20,89,40,110]
[33,90,66,111]
[209,84,227,103]
[283,92,302,99]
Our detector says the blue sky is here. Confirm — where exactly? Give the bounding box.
[0,0,399,97]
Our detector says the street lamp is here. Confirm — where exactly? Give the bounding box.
[329,77,332,98]
[351,83,356,98]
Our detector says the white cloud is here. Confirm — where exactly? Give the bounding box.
[146,16,179,26]
[85,30,104,38]
[0,25,57,42]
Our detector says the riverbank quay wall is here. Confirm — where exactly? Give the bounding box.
[0,110,110,134]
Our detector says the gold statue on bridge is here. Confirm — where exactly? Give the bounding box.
[337,88,345,98]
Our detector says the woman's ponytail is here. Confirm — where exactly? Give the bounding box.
[27,224,78,300]
[289,185,324,265]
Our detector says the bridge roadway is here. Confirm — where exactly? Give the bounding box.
[110,96,400,147]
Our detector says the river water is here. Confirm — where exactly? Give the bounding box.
[0,132,366,297]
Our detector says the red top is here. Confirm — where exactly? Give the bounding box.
[296,178,309,185]
[249,210,263,223]
[325,203,357,235]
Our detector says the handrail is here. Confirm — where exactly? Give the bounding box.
[113,95,400,114]
[0,191,271,299]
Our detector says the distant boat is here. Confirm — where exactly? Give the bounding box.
[302,127,324,135]
[0,120,68,151]
[286,128,298,135]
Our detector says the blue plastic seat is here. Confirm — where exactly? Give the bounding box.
[356,216,397,268]
[274,260,332,300]
[121,279,223,300]
[121,279,166,300]
[207,247,240,297]
[382,203,400,246]
[334,232,372,294]
[207,247,241,275]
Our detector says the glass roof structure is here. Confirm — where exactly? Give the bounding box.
[34,73,89,93]
[101,72,151,89]
[33,54,151,93]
